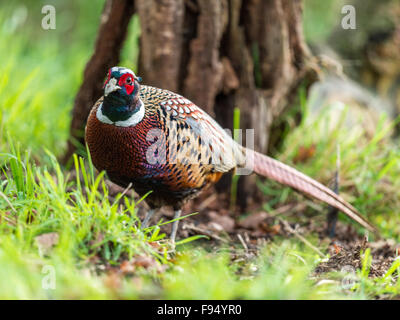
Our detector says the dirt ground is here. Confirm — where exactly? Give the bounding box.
[109,182,400,284]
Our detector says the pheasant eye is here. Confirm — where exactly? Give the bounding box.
[126,77,133,84]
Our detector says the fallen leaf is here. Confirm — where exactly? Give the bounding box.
[148,241,161,249]
[104,272,122,291]
[133,255,157,269]
[120,260,136,274]
[35,232,59,256]
[238,211,269,229]
[208,211,235,232]
[208,222,224,232]
[265,224,281,235]
[333,243,342,254]
[293,144,316,163]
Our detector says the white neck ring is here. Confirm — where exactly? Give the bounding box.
[96,100,145,127]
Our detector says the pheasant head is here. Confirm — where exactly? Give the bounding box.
[98,66,144,126]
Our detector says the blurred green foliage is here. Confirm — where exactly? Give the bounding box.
[0,0,139,157]
[303,0,346,43]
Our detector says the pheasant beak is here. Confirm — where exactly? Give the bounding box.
[104,78,121,97]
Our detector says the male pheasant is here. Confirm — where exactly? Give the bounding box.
[85,66,376,242]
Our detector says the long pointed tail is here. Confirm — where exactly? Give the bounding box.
[248,150,376,233]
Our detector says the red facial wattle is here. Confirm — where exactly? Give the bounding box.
[118,73,135,95]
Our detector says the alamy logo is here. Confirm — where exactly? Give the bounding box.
[340,265,357,289]
[341,5,356,30]
[144,127,255,175]
[41,5,56,30]
[42,265,56,290]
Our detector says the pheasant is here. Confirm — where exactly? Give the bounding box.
[85,66,376,242]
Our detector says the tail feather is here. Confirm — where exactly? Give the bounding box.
[249,150,376,233]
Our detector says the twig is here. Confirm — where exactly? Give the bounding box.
[0,190,17,213]
[279,218,325,257]
[237,234,248,253]
[120,182,133,198]
[0,211,17,226]
[327,143,340,237]
[244,232,251,244]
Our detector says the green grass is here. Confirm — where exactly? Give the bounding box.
[1,102,400,299]
[0,141,170,299]
[0,141,369,299]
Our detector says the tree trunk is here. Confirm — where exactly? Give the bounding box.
[64,0,317,209]
[63,0,135,163]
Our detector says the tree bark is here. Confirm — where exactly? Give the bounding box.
[64,0,317,209]
[63,0,135,164]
